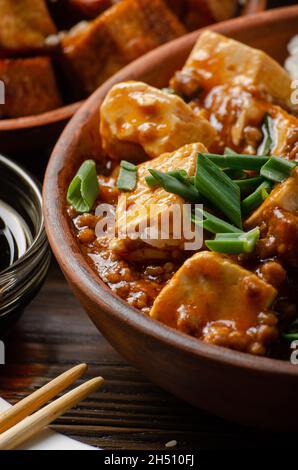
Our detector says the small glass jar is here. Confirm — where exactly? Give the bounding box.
[0,155,51,335]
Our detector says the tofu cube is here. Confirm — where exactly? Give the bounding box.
[100,81,216,161]
[150,251,277,353]
[0,0,57,56]
[110,142,207,259]
[246,167,298,228]
[170,30,293,107]
[245,168,298,267]
[61,0,186,95]
[0,57,62,117]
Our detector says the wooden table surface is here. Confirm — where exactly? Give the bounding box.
[0,262,296,450]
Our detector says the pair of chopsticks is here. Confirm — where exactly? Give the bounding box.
[0,363,104,450]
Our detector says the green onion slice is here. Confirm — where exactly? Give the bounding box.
[260,156,297,183]
[282,332,298,341]
[258,115,274,156]
[234,176,264,194]
[205,227,260,254]
[224,168,247,180]
[203,153,269,170]
[148,169,200,202]
[192,208,242,234]
[117,160,137,191]
[281,320,298,341]
[145,169,188,188]
[241,181,272,215]
[224,147,238,156]
[195,153,242,228]
[67,160,99,213]
[162,87,178,96]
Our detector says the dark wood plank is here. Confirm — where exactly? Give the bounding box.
[0,262,296,450]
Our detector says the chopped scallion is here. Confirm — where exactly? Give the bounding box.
[224,168,247,180]
[192,208,242,234]
[281,320,298,341]
[67,160,99,213]
[258,115,274,156]
[241,181,272,215]
[148,169,200,202]
[224,147,238,156]
[117,160,137,191]
[162,87,178,96]
[145,169,188,188]
[195,153,242,228]
[260,156,297,183]
[234,176,264,194]
[205,227,260,254]
[282,332,298,341]
[203,153,269,170]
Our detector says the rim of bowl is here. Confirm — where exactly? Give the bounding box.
[0,154,47,274]
[44,5,298,379]
[0,0,266,132]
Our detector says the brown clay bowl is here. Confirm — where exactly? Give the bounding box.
[0,0,266,158]
[44,6,298,431]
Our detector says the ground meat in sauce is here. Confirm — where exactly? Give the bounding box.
[70,204,182,314]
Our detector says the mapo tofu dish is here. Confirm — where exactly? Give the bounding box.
[67,31,298,360]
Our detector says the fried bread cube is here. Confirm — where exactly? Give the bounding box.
[0,0,57,56]
[110,143,207,259]
[150,251,278,355]
[0,57,62,117]
[245,167,298,267]
[170,31,293,107]
[100,81,216,161]
[61,0,186,95]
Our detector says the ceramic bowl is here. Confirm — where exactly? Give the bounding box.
[44,6,298,430]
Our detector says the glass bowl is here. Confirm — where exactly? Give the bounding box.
[0,155,51,335]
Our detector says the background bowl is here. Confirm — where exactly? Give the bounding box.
[44,6,298,430]
[0,0,266,159]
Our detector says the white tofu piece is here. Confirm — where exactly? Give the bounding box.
[150,251,277,352]
[245,167,298,228]
[110,142,206,258]
[170,30,293,107]
[100,81,215,161]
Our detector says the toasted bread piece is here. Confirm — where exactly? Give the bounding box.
[61,0,186,96]
[150,251,278,354]
[0,0,57,56]
[0,57,62,117]
[100,81,215,161]
[170,31,293,107]
[110,143,206,259]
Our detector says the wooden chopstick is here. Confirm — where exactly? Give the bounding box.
[0,376,104,450]
[0,363,87,434]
